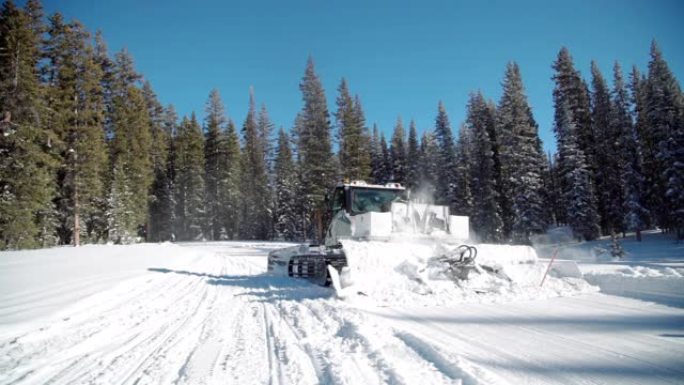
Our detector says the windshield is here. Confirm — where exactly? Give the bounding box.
[350,188,403,215]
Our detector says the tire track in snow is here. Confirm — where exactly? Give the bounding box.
[1,255,220,385]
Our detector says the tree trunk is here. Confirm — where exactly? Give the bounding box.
[74,186,80,247]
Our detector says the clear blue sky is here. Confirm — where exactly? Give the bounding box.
[39,0,683,153]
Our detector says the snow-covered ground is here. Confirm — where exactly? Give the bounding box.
[1,237,683,385]
[535,230,684,307]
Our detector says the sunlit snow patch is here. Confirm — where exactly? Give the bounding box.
[337,239,597,306]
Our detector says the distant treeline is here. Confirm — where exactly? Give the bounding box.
[1,0,682,249]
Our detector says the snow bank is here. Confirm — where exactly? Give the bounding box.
[583,266,684,307]
[340,240,596,306]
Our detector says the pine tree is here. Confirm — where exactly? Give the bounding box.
[590,61,623,234]
[552,48,600,239]
[553,48,595,178]
[405,119,420,190]
[148,105,175,241]
[256,103,272,166]
[466,92,503,242]
[107,50,153,243]
[142,81,171,242]
[453,123,473,216]
[335,79,370,181]
[417,131,440,198]
[0,0,57,248]
[295,57,336,240]
[557,103,600,240]
[43,15,109,245]
[274,128,298,240]
[643,41,684,234]
[380,133,391,185]
[220,119,241,239]
[173,114,205,240]
[498,62,548,242]
[93,31,114,139]
[370,124,385,184]
[613,63,647,241]
[239,91,270,239]
[203,89,225,240]
[433,101,458,210]
[256,102,275,237]
[390,117,407,184]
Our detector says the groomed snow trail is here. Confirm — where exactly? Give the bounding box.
[0,243,486,385]
[1,241,683,385]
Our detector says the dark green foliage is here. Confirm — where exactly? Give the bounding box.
[610,62,648,240]
[552,48,600,239]
[453,124,473,216]
[295,57,336,240]
[433,102,458,209]
[370,124,387,184]
[239,92,271,239]
[335,79,370,181]
[0,1,57,249]
[590,61,623,235]
[173,114,205,240]
[497,63,547,242]
[274,128,298,240]
[145,86,173,242]
[557,103,600,241]
[390,117,406,184]
[44,15,108,244]
[405,120,420,190]
[642,41,684,234]
[466,92,503,242]
[417,131,440,196]
[220,119,241,239]
[203,89,225,240]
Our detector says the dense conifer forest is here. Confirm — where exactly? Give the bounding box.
[1,0,682,249]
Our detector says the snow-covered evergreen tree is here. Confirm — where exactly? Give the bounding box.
[453,124,473,216]
[609,63,646,241]
[107,50,153,243]
[643,41,684,235]
[497,63,547,242]
[434,102,458,210]
[405,120,420,190]
[44,15,109,245]
[380,133,391,184]
[390,117,407,184]
[418,131,440,198]
[295,57,336,240]
[590,61,621,234]
[274,128,299,240]
[0,1,57,249]
[552,48,600,240]
[466,92,503,242]
[173,114,205,241]
[203,89,226,240]
[220,119,241,239]
[239,91,271,240]
[557,103,600,241]
[335,79,371,181]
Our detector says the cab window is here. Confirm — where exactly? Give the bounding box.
[350,188,402,215]
[331,187,345,213]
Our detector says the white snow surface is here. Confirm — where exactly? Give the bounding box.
[1,239,683,385]
[339,240,596,306]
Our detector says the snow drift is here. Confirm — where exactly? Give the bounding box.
[338,240,597,305]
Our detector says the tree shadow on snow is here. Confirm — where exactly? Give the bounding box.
[147,267,332,302]
[370,311,684,333]
[468,357,684,381]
